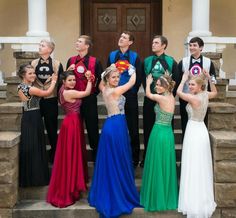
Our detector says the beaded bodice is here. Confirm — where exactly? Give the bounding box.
[17,83,40,111]
[155,104,173,126]
[102,87,125,117]
[186,91,208,122]
[59,86,82,114]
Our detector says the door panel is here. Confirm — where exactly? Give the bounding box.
[92,4,122,66]
[82,0,162,68]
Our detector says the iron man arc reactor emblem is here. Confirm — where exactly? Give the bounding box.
[77,65,86,74]
[75,61,87,74]
[190,64,202,76]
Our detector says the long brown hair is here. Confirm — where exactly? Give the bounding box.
[158,74,175,93]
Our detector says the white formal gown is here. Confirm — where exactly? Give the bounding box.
[178,91,216,218]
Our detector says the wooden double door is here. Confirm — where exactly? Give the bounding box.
[82,0,162,66]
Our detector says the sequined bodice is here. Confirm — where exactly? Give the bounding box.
[102,87,125,117]
[155,104,173,126]
[59,86,82,114]
[17,83,40,111]
[186,91,208,122]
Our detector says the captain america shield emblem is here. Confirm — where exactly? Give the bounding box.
[190,65,202,76]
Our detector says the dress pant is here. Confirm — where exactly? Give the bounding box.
[179,98,188,138]
[40,97,58,163]
[81,94,99,161]
[124,96,140,166]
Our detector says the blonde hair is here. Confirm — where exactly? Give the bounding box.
[190,76,206,91]
[79,35,93,47]
[101,64,119,83]
[40,39,55,52]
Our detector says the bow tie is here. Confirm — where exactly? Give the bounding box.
[40,59,49,64]
[192,58,201,64]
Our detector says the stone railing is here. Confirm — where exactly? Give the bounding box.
[210,130,236,218]
[208,102,236,218]
[0,37,48,52]
[0,36,48,84]
[0,132,20,218]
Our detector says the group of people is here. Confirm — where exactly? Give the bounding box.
[17,32,217,218]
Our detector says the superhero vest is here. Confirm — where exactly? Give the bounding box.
[144,54,174,93]
[31,58,60,99]
[144,55,174,76]
[182,56,211,73]
[109,50,138,93]
[181,56,211,93]
[69,56,96,93]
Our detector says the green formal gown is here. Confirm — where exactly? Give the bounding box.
[140,104,178,211]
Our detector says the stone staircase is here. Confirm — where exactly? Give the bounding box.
[1,86,187,218]
[0,77,236,217]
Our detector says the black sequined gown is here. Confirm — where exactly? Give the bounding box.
[18,83,49,187]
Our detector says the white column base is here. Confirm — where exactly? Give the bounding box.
[189,30,212,37]
[26,30,49,37]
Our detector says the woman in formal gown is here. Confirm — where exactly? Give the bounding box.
[47,71,92,208]
[140,74,178,211]
[17,64,57,187]
[177,70,217,218]
[88,64,140,218]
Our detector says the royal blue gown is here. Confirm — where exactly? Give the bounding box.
[88,87,140,218]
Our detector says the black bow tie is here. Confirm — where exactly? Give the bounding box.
[40,59,49,64]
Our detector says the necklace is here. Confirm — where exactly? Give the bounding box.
[162,91,170,96]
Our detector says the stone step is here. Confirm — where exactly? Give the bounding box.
[45,129,183,147]
[228,85,236,91]
[82,143,183,162]
[0,102,22,131]
[0,84,7,91]
[45,143,182,166]
[226,90,236,98]
[13,200,221,218]
[0,83,7,104]
[57,114,182,130]
[13,200,179,218]
[19,159,182,201]
[0,101,181,131]
[58,101,181,116]
[19,178,142,201]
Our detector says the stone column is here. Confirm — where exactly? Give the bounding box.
[26,0,49,36]
[208,102,236,131]
[189,0,212,37]
[0,132,20,218]
[210,130,236,217]
[5,52,39,103]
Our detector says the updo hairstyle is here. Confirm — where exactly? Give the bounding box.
[190,76,206,91]
[17,64,34,79]
[60,71,75,82]
[101,64,119,83]
[158,74,176,93]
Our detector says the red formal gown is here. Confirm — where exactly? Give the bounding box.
[47,86,88,208]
